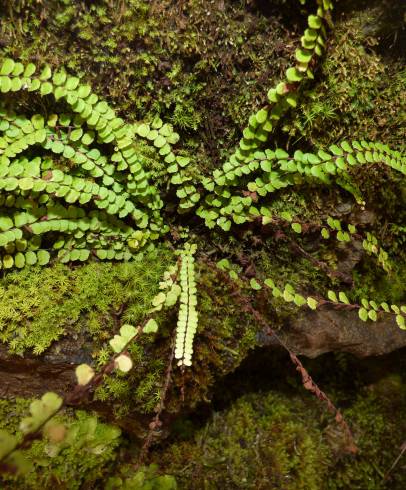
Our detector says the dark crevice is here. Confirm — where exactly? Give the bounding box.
[157,346,406,447]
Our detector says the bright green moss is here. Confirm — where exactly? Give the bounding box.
[0,247,173,355]
[94,352,164,417]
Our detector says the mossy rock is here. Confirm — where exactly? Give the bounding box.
[154,376,406,489]
[0,0,404,487]
[0,252,260,423]
[0,247,173,356]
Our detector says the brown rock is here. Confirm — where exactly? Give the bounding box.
[278,308,406,358]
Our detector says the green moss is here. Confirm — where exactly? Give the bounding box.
[352,258,406,305]
[95,350,164,417]
[154,368,406,489]
[2,365,405,489]
[0,0,156,113]
[0,398,121,490]
[326,375,406,489]
[287,6,405,150]
[0,247,173,355]
[157,390,331,489]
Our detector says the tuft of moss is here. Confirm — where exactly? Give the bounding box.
[155,369,406,489]
[0,247,173,355]
[157,390,331,489]
[326,375,406,489]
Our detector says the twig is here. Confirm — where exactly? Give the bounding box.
[384,441,406,481]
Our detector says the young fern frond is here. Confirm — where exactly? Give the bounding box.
[217,257,406,331]
[175,244,198,367]
[218,0,334,172]
[260,211,394,275]
[148,245,199,367]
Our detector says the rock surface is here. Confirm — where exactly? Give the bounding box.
[2,308,405,402]
[281,308,406,357]
[0,338,153,437]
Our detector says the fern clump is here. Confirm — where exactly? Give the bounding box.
[0,0,404,356]
[0,58,169,269]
